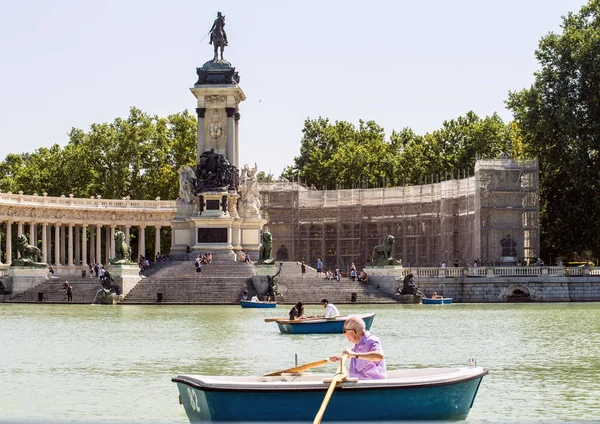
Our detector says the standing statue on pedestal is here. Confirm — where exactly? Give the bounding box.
[256,231,275,265]
[209,12,228,61]
[239,163,261,216]
[178,165,197,204]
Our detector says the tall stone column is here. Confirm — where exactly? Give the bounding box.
[105,227,111,265]
[110,226,116,259]
[74,225,80,266]
[16,222,23,258]
[60,225,66,265]
[155,226,161,258]
[138,226,146,259]
[89,226,96,264]
[96,224,102,265]
[42,223,48,263]
[81,225,88,266]
[68,224,74,266]
[54,224,61,266]
[6,221,12,265]
[196,107,206,162]
[226,107,236,163]
[234,112,241,168]
[125,226,131,248]
[29,222,36,246]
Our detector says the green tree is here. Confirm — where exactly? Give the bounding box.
[506,0,600,259]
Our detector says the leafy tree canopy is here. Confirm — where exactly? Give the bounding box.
[506,0,600,259]
[0,107,197,200]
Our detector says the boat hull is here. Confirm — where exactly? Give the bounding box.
[241,300,277,308]
[276,313,375,334]
[173,367,487,422]
[422,298,453,305]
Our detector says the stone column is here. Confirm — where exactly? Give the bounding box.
[110,226,116,259]
[6,221,12,265]
[105,227,111,265]
[16,222,23,258]
[81,225,88,266]
[138,226,146,259]
[125,226,131,248]
[226,107,236,163]
[96,224,102,265]
[60,225,66,265]
[74,225,80,265]
[68,224,74,266]
[89,226,96,264]
[196,107,206,163]
[234,112,241,168]
[42,223,48,264]
[29,222,36,246]
[54,223,61,266]
[155,226,161,258]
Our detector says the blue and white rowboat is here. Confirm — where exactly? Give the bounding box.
[422,297,453,305]
[173,366,488,422]
[276,312,375,334]
[241,300,277,308]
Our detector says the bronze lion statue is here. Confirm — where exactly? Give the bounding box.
[370,235,402,266]
[256,231,275,265]
[110,230,132,264]
[16,234,43,263]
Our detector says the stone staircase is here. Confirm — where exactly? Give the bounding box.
[120,261,255,304]
[6,276,103,304]
[2,260,397,305]
[276,277,397,304]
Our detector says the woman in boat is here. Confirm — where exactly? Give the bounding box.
[329,315,386,379]
[288,301,305,320]
[431,292,442,299]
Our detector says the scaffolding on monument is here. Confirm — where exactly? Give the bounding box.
[259,157,539,273]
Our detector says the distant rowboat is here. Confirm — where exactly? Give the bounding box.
[422,297,453,305]
[276,312,374,334]
[241,300,276,308]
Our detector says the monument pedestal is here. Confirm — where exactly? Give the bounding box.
[6,266,49,296]
[108,264,142,297]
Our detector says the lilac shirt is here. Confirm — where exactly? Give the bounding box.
[349,331,387,379]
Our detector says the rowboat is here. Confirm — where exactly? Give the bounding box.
[276,312,374,334]
[241,300,276,308]
[172,365,488,422]
[422,297,453,305]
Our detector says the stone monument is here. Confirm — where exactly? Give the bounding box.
[6,235,49,297]
[107,230,140,299]
[171,12,265,260]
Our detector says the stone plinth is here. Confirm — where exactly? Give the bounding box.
[107,264,141,297]
[363,265,404,277]
[6,266,49,296]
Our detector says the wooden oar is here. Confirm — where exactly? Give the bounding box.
[264,359,330,376]
[313,353,349,424]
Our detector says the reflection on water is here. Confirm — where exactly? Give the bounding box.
[1,302,599,423]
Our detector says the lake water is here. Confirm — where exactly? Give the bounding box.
[1,302,600,423]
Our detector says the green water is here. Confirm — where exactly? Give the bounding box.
[1,302,599,423]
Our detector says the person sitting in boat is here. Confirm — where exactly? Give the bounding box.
[431,292,442,299]
[288,301,305,320]
[250,295,259,302]
[320,299,340,318]
[329,315,386,380]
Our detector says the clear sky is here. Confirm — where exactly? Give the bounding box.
[0,0,587,178]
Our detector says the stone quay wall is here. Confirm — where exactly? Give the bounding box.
[369,266,600,302]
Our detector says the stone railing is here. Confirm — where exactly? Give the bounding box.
[0,191,176,209]
[399,266,600,278]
